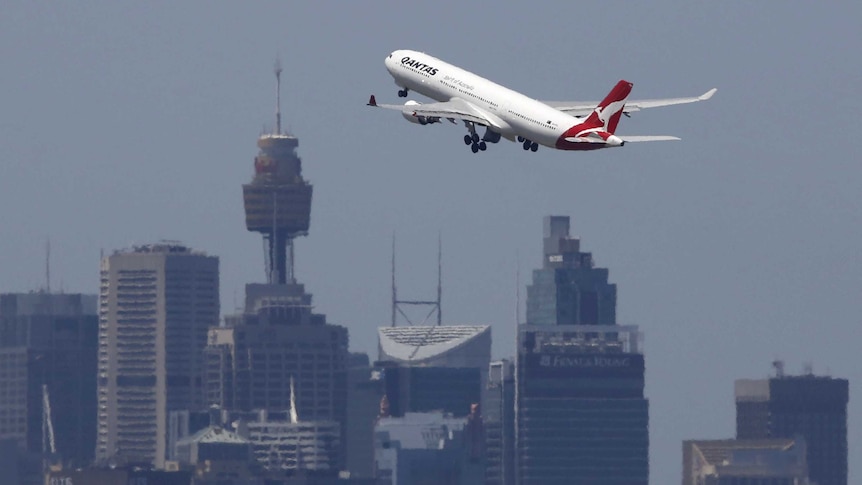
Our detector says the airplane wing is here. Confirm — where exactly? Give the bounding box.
[543,88,717,116]
[367,95,494,126]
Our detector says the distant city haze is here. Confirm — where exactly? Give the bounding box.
[1,3,859,484]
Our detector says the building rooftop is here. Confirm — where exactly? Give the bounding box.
[376,412,469,450]
[178,426,248,446]
[378,325,490,362]
[112,241,208,256]
[687,438,797,466]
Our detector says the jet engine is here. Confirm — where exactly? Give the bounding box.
[401,100,440,125]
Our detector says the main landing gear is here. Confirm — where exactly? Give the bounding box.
[517,136,539,152]
[397,88,409,98]
[463,122,486,153]
[463,133,487,153]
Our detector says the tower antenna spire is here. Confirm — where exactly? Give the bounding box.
[391,233,397,327]
[516,250,521,326]
[437,232,442,326]
[274,58,283,135]
[45,238,51,294]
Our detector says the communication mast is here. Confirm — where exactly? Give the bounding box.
[275,58,283,135]
[390,234,442,326]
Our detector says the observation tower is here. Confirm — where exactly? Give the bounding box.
[242,61,312,284]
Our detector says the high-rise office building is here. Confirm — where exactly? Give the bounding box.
[735,372,849,485]
[96,243,219,468]
[377,325,491,417]
[0,292,98,467]
[204,285,349,472]
[526,215,616,327]
[374,411,486,485]
[204,283,348,424]
[345,352,383,479]
[517,216,648,485]
[485,359,515,485]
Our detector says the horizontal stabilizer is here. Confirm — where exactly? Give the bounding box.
[366,94,405,110]
[366,95,493,126]
[563,136,608,144]
[617,135,681,142]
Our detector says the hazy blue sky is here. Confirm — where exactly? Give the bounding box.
[2,2,860,483]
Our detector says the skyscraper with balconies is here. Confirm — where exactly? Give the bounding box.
[517,216,648,485]
[96,243,219,468]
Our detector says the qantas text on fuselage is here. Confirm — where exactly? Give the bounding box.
[367,49,716,154]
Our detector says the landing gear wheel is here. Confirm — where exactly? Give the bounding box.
[398,89,408,98]
[517,136,525,143]
[472,133,480,144]
[464,135,473,145]
[479,141,487,151]
[471,143,480,153]
[522,140,531,150]
[530,142,539,152]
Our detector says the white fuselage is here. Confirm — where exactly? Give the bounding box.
[385,50,581,148]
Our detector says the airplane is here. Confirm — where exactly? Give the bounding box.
[368,49,716,154]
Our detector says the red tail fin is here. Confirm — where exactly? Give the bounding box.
[579,80,633,134]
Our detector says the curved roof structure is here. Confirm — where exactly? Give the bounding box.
[178,426,248,445]
[378,325,490,365]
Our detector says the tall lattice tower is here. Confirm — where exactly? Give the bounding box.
[243,61,313,284]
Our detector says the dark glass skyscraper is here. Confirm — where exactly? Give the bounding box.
[204,282,349,424]
[735,373,849,485]
[526,216,616,327]
[0,293,98,468]
[486,359,515,485]
[517,216,648,485]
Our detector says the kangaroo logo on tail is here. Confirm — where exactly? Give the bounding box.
[577,80,633,135]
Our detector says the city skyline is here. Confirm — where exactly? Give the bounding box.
[1,3,860,484]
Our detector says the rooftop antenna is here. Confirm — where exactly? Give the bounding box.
[437,232,442,326]
[45,239,51,294]
[772,359,785,378]
[390,232,441,327]
[274,58,283,135]
[391,233,397,327]
[516,251,521,326]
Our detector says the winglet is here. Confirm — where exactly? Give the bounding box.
[699,88,717,101]
[367,95,378,107]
